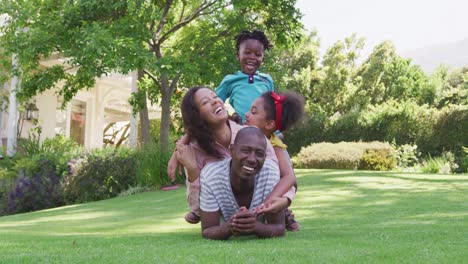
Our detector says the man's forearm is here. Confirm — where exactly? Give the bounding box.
[254,222,285,238]
[202,222,233,240]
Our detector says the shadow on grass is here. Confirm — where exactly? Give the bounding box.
[0,169,466,263]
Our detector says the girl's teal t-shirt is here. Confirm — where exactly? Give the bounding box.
[215,71,274,122]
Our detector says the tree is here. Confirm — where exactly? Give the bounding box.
[267,31,320,101]
[434,67,468,108]
[355,41,432,107]
[0,0,303,152]
[311,33,365,115]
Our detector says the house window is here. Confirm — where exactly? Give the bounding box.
[70,100,86,145]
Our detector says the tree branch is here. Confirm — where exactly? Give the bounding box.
[158,0,229,45]
[153,0,174,46]
[170,71,183,92]
[143,69,159,83]
[179,2,186,23]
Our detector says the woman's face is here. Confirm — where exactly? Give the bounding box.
[244,97,272,134]
[194,88,227,125]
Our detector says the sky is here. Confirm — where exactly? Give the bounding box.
[296,0,468,58]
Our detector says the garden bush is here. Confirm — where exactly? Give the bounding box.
[63,147,137,204]
[5,157,64,215]
[284,110,327,156]
[457,147,468,173]
[0,135,81,215]
[431,105,468,155]
[420,152,458,174]
[0,167,17,215]
[393,143,420,168]
[134,142,184,188]
[358,100,437,151]
[295,141,395,170]
[359,149,396,171]
[20,129,80,156]
[325,110,363,143]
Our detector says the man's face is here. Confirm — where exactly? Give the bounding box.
[230,133,267,181]
[237,39,265,74]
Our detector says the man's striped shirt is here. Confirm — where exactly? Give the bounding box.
[200,158,279,221]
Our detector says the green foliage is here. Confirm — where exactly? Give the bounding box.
[63,147,137,204]
[325,110,362,142]
[6,157,64,215]
[358,100,437,152]
[283,109,327,156]
[138,118,183,144]
[5,149,77,215]
[420,153,458,174]
[20,127,81,157]
[267,31,320,96]
[295,141,394,170]
[0,0,304,151]
[457,147,468,173]
[393,143,420,168]
[435,67,468,108]
[0,167,17,215]
[310,34,365,115]
[134,142,184,189]
[359,149,396,171]
[431,105,468,155]
[353,41,432,108]
[16,131,82,178]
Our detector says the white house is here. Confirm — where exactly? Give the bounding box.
[1,55,161,152]
[1,15,161,153]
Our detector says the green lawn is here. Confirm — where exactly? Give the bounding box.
[0,170,467,263]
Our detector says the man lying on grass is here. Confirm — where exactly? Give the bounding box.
[199,127,285,240]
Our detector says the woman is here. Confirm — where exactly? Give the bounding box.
[168,86,278,224]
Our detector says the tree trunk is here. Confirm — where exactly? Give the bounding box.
[7,54,20,157]
[138,70,151,145]
[159,73,172,153]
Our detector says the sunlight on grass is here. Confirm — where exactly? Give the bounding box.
[0,170,466,263]
[328,176,468,191]
[296,188,365,205]
[407,212,468,220]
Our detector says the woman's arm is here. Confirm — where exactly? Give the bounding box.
[167,133,191,181]
[174,142,200,183]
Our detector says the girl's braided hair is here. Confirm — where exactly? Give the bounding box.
[235,30,272,51]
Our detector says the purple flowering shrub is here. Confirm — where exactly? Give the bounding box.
[6,158,64,214]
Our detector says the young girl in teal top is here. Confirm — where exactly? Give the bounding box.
[215,30,275,123]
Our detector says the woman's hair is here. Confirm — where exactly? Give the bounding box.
[260,91,305,132]
[181,86,223,158]
[235,30,272,51]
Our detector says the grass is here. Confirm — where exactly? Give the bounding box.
[0,170,467,263]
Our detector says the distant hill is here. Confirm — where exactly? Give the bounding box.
[402,38,468,74]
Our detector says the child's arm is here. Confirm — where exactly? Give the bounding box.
[263,146,297,205]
